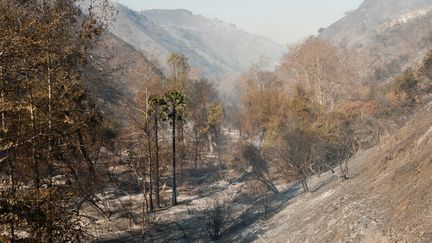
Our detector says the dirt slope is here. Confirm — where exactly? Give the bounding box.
[246,103,432,243]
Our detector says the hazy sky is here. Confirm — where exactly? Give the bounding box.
[115,0,363,45]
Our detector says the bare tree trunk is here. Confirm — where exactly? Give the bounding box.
[267,181,279,194]
[141,200,145,243]
[178,120,185,172]
[0,69,4,131]
[30,98,40,189]
[193,130,199,168]
[154,116,160,208]
[8,151,15,243]
[147,129,154,211]
[344,160,349,178]
[214,133,224,180]
[142,163,149,213]
[172,108,177,206]
[47,64,53,187]
[300,167,309,193]
[47,62,54,243]
[141,197,145,242]
[128,182,133,231]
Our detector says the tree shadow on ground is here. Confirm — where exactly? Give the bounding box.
[94,205,216,242]
[227,183,301,242]
[95,183,302,243]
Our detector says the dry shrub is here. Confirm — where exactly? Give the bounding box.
[188,196,234,241]
[386,68,419,108]
[227,142,278,194]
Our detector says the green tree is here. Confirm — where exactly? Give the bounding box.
[165,91,187,206]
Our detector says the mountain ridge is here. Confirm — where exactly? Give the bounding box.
[108,3,285,92]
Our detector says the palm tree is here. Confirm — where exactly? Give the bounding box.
[164,90,187,206]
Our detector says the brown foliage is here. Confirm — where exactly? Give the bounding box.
[239,65,287,140]
[279,37,359,110]
[0,0,112,240]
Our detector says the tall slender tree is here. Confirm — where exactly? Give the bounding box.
[164,91,187,206]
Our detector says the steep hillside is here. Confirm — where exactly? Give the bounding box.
[321,0,432,46]
[355,7,432,80]
[236,103,432,242]
[109,4,285,90]
[85,32,163,124]
[320,0,432,82]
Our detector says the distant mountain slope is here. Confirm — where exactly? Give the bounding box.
[108,4,285,89]
[321,0,432,47]
[85,32,163,124]
[320,0,432,82]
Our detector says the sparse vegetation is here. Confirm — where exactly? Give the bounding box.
[2,1,432,242]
